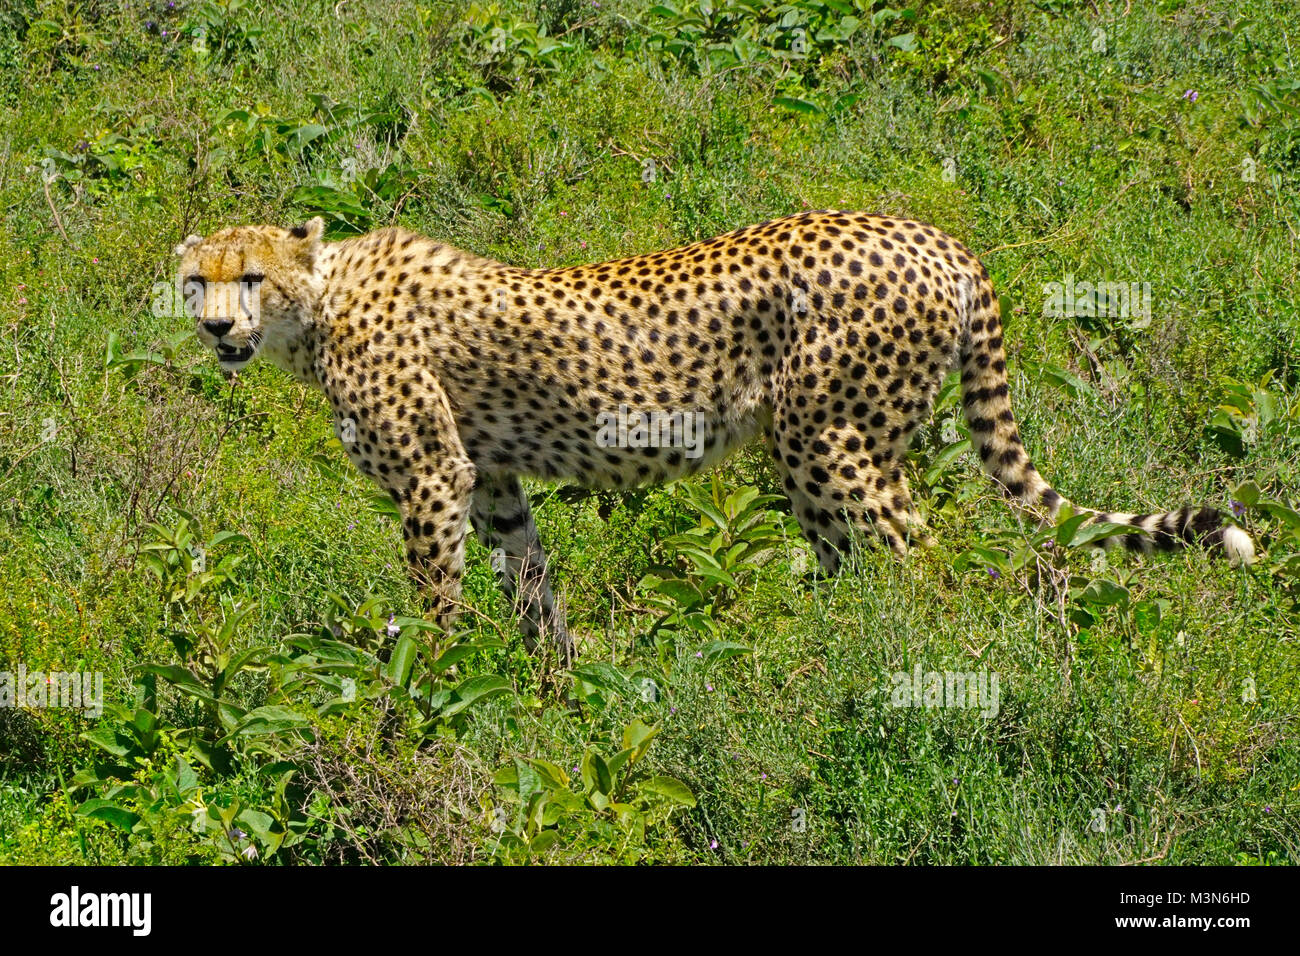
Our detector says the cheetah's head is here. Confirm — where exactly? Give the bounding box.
[175,217,326,373]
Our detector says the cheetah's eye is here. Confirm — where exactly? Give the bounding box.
[183,275,206,316]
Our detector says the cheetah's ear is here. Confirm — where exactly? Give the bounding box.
[174,234,202,257]
[287,216,325,265]
[288,216,325,243]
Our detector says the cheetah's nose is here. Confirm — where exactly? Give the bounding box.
[203,318,234,338]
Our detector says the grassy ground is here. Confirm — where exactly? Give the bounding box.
[0,0,1297,864]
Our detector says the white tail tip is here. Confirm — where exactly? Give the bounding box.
[1223,526,1256,566]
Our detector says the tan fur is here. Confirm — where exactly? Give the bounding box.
[177,210,1253,652]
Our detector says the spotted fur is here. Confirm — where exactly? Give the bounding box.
[176,210,1253,656]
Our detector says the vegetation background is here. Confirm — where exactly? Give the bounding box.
[0,0,1297,864]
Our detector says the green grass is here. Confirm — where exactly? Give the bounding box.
[0,0,1297,864]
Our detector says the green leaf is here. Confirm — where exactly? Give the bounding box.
[1039,363,1098,399]
[606,747,635,779]
[385,634,418,686]
[1075,578,1130,607]
[429,643,481,674]
[367,494,402,521]
[441,674,513,717]
[237,809,276,840]
[232,705,311,737]
[207,530,250,549]
[622,718,658,752]
[773,96,823,115]
[924,438,971,485]
[644,575,706,607]
[81,727,132,758]
[1064,519,1131,548]
[1232,481,1261,508]
[1054,512,1090,547]
[569,662,637,697]
[284,123,328,154]
[514,757,542,803]
[224,645,272,679]
[526,759,569,790]
[582,750,613,796]
[529,830,561,853]
[637,776,697,807]
[174,755,198,795]
[1260,501,1300,532]
[701,640,751,662]
[77,799,141,832]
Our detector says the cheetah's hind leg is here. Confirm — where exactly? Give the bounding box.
[470,474,573,663]
[772,421,935,570]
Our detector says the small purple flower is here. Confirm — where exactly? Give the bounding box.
[1230,499,1246,518]
[695,651,702,658]
[1264,806,1272,813]
[987,567,1001,580]
[670,706,677,714]
[709,839,718,849]
[386,614,399,638]
[1183,89,1199,103]
[706,684,714,692]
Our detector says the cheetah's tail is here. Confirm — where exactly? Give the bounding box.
[956,281,1254,566]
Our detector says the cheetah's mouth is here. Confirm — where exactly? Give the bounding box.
[215,332,260,368]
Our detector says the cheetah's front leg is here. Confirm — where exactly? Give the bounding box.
[332,369,477,633]
[393,456,477,633]
[470,475,572,663]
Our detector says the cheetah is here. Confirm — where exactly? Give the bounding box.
[175,210,1254,659]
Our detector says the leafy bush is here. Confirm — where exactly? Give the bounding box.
[638,479,801,660]
[489,718,695,862]
[68,516,516,863]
